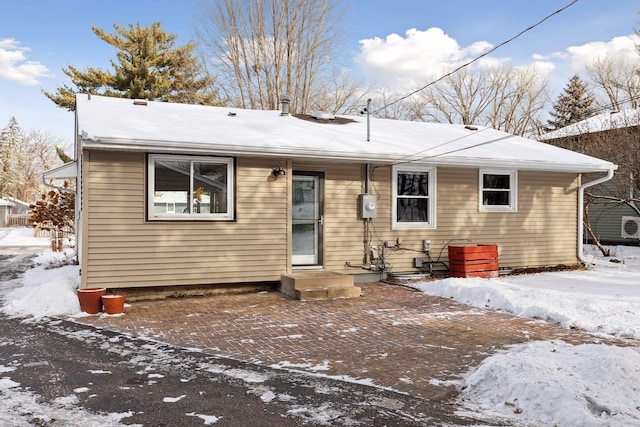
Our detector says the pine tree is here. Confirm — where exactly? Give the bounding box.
[545,74,596,132]
[43,22,221,110]
[0,117,22,198]
[56,147,73,164]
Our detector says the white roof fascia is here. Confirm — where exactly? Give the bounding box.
[43,161,78,179]
[81,135,616,173]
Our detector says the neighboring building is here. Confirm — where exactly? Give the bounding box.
[3,198,31,215]
[541,108,640,245]
[50,94,616,292]
[0,197,32,227]
[0,199,14,227]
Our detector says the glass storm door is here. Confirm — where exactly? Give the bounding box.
[292,174,323,266]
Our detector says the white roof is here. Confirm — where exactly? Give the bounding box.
[76,94,616,173]
[43,161,77,179]
[541,108,640,141]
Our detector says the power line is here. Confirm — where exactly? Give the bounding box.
[372,0,579,115]
[422,133,514,160]
[591,94,640,115]
[388,126,491,166]
[373,131,515,171]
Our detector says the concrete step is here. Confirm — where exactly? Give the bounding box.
[280,271,361,300]
[296,285,362,301]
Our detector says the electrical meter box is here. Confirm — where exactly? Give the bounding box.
[358,194,377,219]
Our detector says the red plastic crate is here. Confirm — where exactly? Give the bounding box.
[448,245,499,278]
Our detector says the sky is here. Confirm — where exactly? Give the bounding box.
[1,228,640,425]
[1,0,640,150]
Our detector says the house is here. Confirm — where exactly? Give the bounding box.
[52,94,616,296]
[540,108,640,244]
[2,197,31,215]
[1,197,32,227]
[0,199,14,227]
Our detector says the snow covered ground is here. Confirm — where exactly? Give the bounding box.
[1,227,640,426]
[407,245,640,427]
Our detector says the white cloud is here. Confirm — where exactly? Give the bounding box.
[356,27,495,89]
[355,26,640,95]
[528,61,556,75]
[0,38,51,85]
[562,34,639,74]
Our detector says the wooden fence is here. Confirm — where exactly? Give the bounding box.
[6,214,31,228]
[33,221,74,239]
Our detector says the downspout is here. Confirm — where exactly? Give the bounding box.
[577,168,617,266]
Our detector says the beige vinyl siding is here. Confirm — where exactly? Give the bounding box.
[364,167,580,271]
[80,150,581,289]
[81,151,288,288]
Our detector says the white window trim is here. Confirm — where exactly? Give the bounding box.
[392,165,436,229]
[479,169,517,212]
[148,154,234,221]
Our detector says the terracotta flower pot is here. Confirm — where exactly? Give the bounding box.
[77,288,106,314]
[101,294,126,315]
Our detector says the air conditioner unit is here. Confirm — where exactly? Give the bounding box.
[621,216,640,239]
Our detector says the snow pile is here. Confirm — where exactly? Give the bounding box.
[0,228,79,318]
[410,245,640,340]
[0,227,50,247]
[458,341,640,426]
[410,267,640,339]
[1,261,80,318]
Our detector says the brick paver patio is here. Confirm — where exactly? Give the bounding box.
[77,282,617,401]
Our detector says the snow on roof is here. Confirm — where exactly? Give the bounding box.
[76,94,616,173]
[540,108,640,141]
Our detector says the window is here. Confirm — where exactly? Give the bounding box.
[392,166,435,228]
[479,170,517,212]
[148,154,234,220]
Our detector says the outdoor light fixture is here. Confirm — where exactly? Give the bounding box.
[272,165,286,177]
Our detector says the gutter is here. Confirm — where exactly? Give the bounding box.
[81,137,613,174]
[41,162,78,195]
[577,168,619,267]
[42,175,77,195]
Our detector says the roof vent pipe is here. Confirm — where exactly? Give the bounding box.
[280,95,290,116]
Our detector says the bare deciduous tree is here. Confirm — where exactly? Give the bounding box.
[411,65,549,136]
[195,0,353,114]
[0,117,66,202]
[366,88,431,121]
[423,66,495,126]
[586,54,640,112]
[485,66,549,136]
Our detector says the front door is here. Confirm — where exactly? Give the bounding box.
[292,173,323,266]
